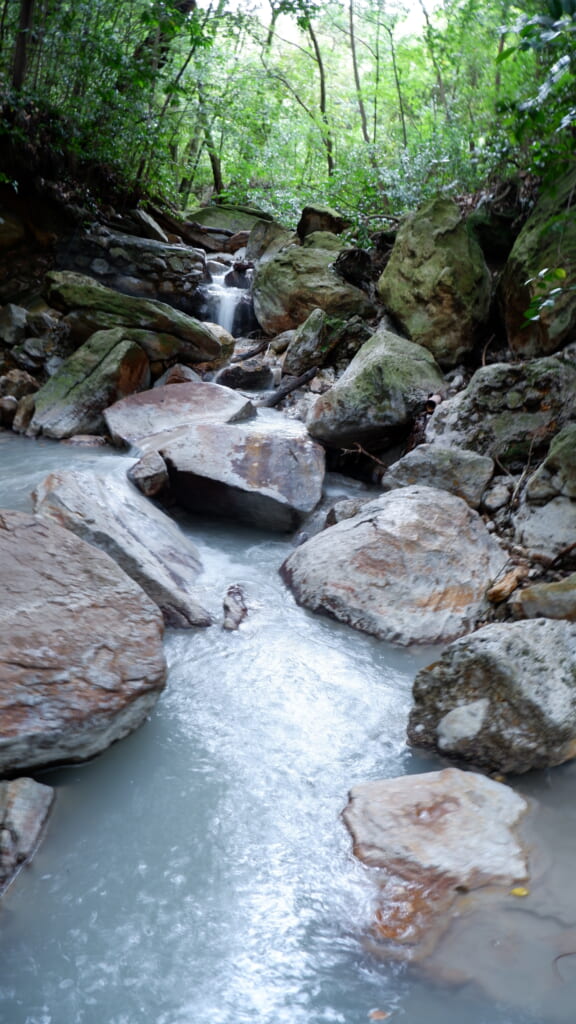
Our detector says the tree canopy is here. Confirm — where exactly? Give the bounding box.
[0,0,574,219]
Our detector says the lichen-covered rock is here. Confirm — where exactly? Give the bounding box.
[377,198,491,367]
[525,422,576,502]
[33,470,212,628]
[306,328,445,448]
[281,485,506,645]
[104,381,255,450]
[252,242,376,335]
[282,307,330,377]
[425,353,576,467]
[159,415,325,532]
[380,443,494,509]
[511,573,576,621]
[28,328,150,439]
[342,768,528,961]
[43,270,221,363]
[296,205,350,239]
[512,497,576,563]
[502,166,576,357]
[408,618,576,774]
[0,510,166,774]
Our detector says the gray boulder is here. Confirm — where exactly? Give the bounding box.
[377,198,491,367]
[0,778,54,892]
[525,422,576,502]
[0,510,166,774]
[28,328,150,439]
[426,354,576,466]
[32,470,212,628]
[159,415,325,532]
[307,328,445,447]
[252,241,376,335]
[380,443,494,509]
[512,497,576,564]
[104,381,255,450]
[408,618,576,774]
[281,485,506,645]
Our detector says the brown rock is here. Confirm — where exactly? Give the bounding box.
[0,777,54,892]
[0,510,166,773]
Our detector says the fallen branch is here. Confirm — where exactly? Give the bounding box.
[258,366,318,408]
[230,339,269,363]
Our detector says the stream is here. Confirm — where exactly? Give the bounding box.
[0,432,575,1024]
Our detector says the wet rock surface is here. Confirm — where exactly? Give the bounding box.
[0,777,55,892]
[0,510,166,774]
[281,485,506,645]
[408,618,576,774]
[32,470,212,627]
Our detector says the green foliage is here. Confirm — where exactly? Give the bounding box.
[524,266,575,322]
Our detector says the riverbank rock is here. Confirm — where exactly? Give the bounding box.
[511,574,576,621]
[0,510,166,774]
[43,270,221,363]
[104,381,255,449]
[159,415,325,532]
[425,353,576,467]
[342,768,528,961]
[408,618,576,774]
[525,422,576,502]
[32,470,212,628]
[252,240,376,335]
[502,166,576,357]
[512,496,576,564]
[280,485,506,645]
[380,444,494,509]
[0,777,54,892]
[306,328,445,448]
[377,198,491,367]
[27,328,150,439]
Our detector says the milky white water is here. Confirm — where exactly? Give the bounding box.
[0,432,574,1024]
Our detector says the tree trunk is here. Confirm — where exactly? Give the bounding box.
[12,0,36,91]
[306,20,335,177]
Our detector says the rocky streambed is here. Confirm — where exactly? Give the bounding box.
[0,185,575,1022]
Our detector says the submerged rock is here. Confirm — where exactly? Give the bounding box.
[0,510,166,774]
[281,485,506,645]
[32,470,212,628]
[408,618,576,774]
[377,197,491,367]
[342,768,528,961]
[306,328,445,448]
[0,777,55,892]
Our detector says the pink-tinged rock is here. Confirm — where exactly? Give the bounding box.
[281,485,506,645]
[159,415,325,532]
[0,510,166,774]
[32,470,212,628]
[104,381,255,449]
[342,768,528,961]
[0,777,54,892]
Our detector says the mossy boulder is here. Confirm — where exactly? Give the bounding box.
[43,271,221,363]
[502,167,576,357]
[377,198,492,367]
[28,328,150,439]
[253,242,376,335]
[306,327,445,447]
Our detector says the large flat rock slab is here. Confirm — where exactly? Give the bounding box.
[104,381,255,449]
[0,511,166,774]
[159,415,326,532]
[32,470,212,628]
[0,777,54,892]
[343,769,528,961]
[281,485,506,645]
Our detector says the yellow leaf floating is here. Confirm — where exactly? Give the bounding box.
[368,1012,391,1020]
[510,886,530,897]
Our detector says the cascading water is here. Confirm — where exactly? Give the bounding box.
[200,259,257,338]
[0,432,575,1024]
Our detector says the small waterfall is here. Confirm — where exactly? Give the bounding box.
[200,260,257,337]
